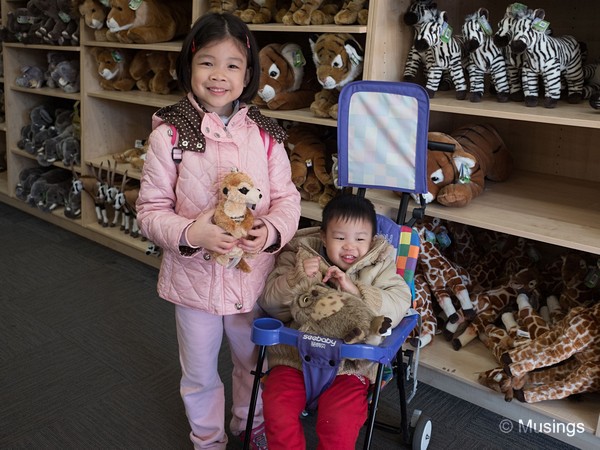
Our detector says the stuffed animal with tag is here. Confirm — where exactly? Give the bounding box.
[334,0,369,25]
[211,170,263,273]
[91,47,136,91]
[255,43,319,110]
[309,33,364,119]
[105,0,189,44]
[279,0,340,25]
[418,124,512,207]
[73,0,111,42]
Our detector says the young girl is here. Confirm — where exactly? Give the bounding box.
[136,13,301,450]
[258,194,412,449]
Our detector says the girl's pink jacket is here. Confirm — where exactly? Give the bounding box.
[137,94,301,315]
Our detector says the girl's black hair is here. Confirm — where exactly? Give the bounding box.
[320,194,377,237]
[176,13,260,103]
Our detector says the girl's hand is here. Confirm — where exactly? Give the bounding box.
[239,219,268,254]
[187,209,238,254]
[303,257,322,278]
[323,266,360,296]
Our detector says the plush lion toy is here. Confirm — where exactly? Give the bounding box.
[309,33,364,119]
[90,47,136,91]
[334,0,369,25]
[129,50,178,95]
[419,124,513,207]
[73,0,110,41]
[279,0,340,25]
[211,170,263,273]
[105,0,189,44]
[254,43,319,110]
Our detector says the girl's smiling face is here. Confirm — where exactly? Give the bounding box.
[191,37,250,116]
[321,217,373,270]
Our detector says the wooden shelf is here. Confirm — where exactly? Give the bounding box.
[260,108,337,127]
[0,122,6,132]
[418,338,600,447]
[87,155,143,180]
[87,89,181,109]
[3,42,80,52]
[248,24,367,33]
[0,171,7,195]
[9,85,81,101]
[11,148,76,172]
[430,91,600,130]
[83,40,182,52]
[303,170,600,255]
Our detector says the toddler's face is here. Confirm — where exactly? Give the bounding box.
[191,37,250,116]
[320,217,373,271]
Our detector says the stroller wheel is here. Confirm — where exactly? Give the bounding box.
[410,411,432,450]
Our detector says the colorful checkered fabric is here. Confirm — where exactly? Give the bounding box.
[395,225,420,302]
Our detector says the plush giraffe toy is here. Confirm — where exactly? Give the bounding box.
[480,301,600,403]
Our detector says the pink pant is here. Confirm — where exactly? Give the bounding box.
[175,305,263,450]
[262,365,369,450]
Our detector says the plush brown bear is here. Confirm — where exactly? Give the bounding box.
[105,0,189,44]
[254,43,319,110]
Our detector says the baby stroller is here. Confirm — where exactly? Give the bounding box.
[245,80,435,449]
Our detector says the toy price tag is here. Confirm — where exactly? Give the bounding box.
[424,229,437,244]
[458,163,471,184]
[584,266,600,288]
[532,18,550,32]
[17,15,35,24]
[292,49,306,68]
[516,329,530,339]
[440,23,453,43]
[111,51,123,63]
[134,139,146,148]
[436,230,452,249]
[511,3,528,15]
[129,0,143,10]
[58,12,71,23]
[305,159,313,168]
[100,0,111,6]
[478,16,493,36]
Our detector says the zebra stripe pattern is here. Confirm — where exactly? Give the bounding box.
[462,8,510,102]
[511,8,584,107]
[414,11,467,99]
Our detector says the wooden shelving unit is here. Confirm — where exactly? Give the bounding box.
[0,0,598,447]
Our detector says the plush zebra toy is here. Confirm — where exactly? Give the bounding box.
[413,10,468,99]
[510,8,584,108]
[462,8,510,102]
[493,3,531,102]
[402,0,454,90]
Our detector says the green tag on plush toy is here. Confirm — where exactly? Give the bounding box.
[129,0,143,10]
[111,51,123,63]
[58,11,71,23]
[424,229,436,244]
[292,49,306,68]
[440,23,453,43]
[511,3,528,15]
[458,163,471,184]
[532,18,550,32]
[478,16,493,36]
[100,0,110,6]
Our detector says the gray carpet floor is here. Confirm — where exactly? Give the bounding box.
[0,202,580,449]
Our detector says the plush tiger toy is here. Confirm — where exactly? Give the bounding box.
[309,33,364,119]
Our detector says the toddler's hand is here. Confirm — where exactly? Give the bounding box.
[239,219,268,254]
[323,266,360,296]
[187,209,238,254]
[303,257,322,278]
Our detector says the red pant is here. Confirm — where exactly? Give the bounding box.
[262,365,369,450]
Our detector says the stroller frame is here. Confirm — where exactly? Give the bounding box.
[244,80,433,449]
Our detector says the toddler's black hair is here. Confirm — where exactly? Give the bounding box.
[320,194,377,237]
[176,13,260,103]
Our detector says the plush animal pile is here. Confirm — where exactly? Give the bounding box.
[211,170,263,273]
